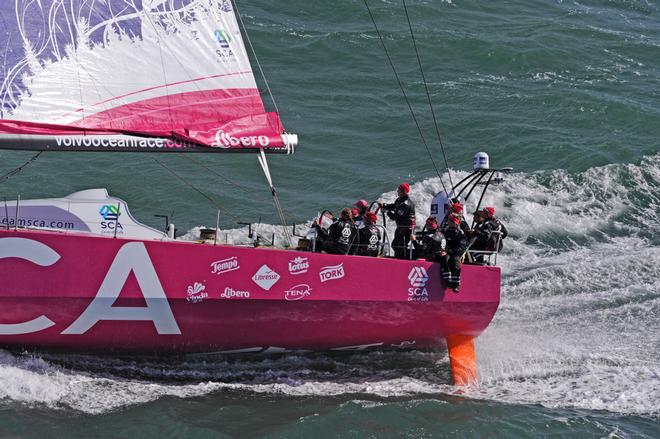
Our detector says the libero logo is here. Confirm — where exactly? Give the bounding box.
[288,257,309,275]
[221,287,250,299]
[408,267,429,302]
[212,129,270,148]
[319,263,344,283]
[285,284,311,301]
[251,265,280,291]
[210,256,239,275]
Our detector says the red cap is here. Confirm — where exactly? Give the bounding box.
[398,182,410,194]
[365,212,378,223]
[425,217,438,230]
[483,206,495,217]
[354,199,369,209]
[451,202,464,213]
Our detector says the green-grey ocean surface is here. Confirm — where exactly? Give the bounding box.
[1,0,659,437]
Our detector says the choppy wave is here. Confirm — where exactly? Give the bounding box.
[1,154,659,417]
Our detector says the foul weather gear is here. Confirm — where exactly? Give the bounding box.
[357,224,382,257]
[314,219,357,255]
[383,195,416,259]
[441,222,469,291]
[412,229,446,261]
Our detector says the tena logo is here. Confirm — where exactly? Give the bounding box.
[186,282,208,304]
[210,256,239,275]
[319,263,344,283]
[252,264,280,291]
[288,257,309,275]
[408,267,429,301]
[285,284,312,301]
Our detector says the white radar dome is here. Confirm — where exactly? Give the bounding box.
[474,152,489,170]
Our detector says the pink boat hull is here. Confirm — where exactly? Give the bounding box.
[0,229,500,353]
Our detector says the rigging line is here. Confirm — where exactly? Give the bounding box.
[184,154,253,195]
[0,151,43,185]
[362,0,449,196]
[142,11,175,135]
[231,0,280,115]
[150,156,240,223]
[402,0,454,189]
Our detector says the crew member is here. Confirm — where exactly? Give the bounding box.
[357,211,381,257]
[441,201,469,234]
[441,214,468,292]
[381,182,416,259]
[313,207,357,255]
[469,209,490,264]
[411,217,447,261]
[482,206,508,251]
[353,199,369,226]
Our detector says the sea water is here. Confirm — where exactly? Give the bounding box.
[0,0,658,437]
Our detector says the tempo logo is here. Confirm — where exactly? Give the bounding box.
[210,256,239,275]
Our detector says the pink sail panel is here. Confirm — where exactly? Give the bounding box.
[0,1,288,151]
[0,228,500,353]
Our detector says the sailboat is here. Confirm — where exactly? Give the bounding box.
[0,0,500,385]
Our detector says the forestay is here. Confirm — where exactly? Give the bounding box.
[0,0,296,153]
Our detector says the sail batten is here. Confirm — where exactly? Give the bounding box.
[0,0,295,153]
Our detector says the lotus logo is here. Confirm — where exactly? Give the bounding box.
[408,267,429,288]
[288,256,309,275]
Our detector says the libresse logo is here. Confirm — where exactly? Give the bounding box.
[284,284,312,301]
[210,256,239,275]
[408,267,429,301]
[319,263,344,283]
[252,265,280,291]
[288,257,309,275]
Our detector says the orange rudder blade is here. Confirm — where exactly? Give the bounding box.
[446,335,477,386]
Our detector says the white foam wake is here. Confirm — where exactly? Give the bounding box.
[1,154,658,416]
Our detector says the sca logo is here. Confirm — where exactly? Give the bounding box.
[214,29,235,61]
[99,205,119,221]
[408,267,429,302]
[99,205,122,232]
[214,29,232,48]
